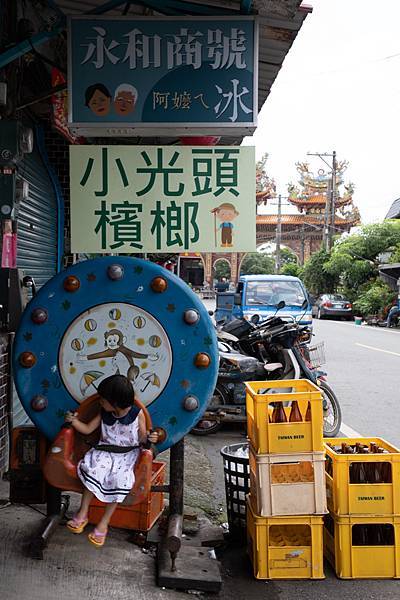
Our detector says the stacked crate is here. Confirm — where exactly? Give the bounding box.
[245,379,327,580]
[324,437,400,579]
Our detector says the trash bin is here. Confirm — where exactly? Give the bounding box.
[354,316,362,326]
[220,442,249,540]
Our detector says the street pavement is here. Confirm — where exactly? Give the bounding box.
[312,319,400,447]
[192,305,400,599]
[1,304,399,600]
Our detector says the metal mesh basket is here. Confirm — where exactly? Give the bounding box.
[307,341,326,369]
[220,442,249,541]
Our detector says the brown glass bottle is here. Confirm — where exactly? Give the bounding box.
[271,402,287,423]
[289,400,303,422]
[376,448,390,483]
[305,402,311,421]
[361,447,374,483]
[350,443,362,483]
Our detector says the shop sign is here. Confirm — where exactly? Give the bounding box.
[68,16,258,136]
[70,145,256,253]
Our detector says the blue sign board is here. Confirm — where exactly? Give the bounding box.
[68,16,258,136]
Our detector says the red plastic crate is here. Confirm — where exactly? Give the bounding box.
[88,461,165,531]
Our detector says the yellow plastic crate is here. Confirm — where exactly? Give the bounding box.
[245,379,323,454]
[324,438,400,516]
[249,446,327,516]
[247,495,325,580]
[324,513,400,579]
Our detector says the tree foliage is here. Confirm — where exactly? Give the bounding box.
[278,246,298,265]
[214,260,231,280]
[353,281,394,317]
[301,249,339,294]
[281,263,302,277]
[325,221,400,299]
[240,252,275,275]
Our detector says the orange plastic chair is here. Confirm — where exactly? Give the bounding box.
[43,393,154,506]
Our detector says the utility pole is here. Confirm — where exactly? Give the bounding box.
[329,150,337,251]
[275,194,282,273]
[300,223,305,265]
[324,179,332,252]
[307,150,337,252]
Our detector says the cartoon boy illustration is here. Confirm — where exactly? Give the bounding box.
[211,203,239,248]
[113,84,138,116]
[85,83,112,116]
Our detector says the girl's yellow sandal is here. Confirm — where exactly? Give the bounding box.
[88,528,108,547]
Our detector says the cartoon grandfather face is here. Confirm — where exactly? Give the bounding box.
[114,84,138,116]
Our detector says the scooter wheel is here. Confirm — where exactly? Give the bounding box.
[190,419,222,436]
[320,380,342,437]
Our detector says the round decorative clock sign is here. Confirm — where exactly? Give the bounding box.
[13,256,218,452]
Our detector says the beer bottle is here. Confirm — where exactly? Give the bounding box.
[377,448,391,483]
[341,442,350,454]
[305,401,312,421]
[289,400,303,422]
[272,402,287,423]
[350,443,362,483]
[357,444,367,483]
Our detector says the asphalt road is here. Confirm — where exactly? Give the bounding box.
[312,319,400,447]
[193,307,400,599]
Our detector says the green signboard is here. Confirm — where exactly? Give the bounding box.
[70,145,256,253]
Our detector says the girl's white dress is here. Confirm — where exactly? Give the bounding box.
[78,406,140,503]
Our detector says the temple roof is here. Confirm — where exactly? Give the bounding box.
[289,194,350,208]
[256,214,358,227]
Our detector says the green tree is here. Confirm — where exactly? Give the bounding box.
[353,281,394,317]
[302,249,339,295]
[281,262,301,277]
[326,220,400,300]
[278,246,298,265]
[240,252,275,275]
[214,260,231,280]
[389,242,400,263]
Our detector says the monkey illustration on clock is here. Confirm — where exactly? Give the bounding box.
[77,328,159,381]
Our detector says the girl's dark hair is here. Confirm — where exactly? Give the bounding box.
[97,374,135,409]
[85,83,111,106]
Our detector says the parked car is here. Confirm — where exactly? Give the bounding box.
[312,294,353,320]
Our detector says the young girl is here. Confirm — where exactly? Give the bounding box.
[65,373,158,546]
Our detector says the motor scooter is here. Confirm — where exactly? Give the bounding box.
[191,302,342,437]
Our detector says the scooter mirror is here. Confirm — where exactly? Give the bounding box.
[251,313,260,325]
[276,300,286,310]
[208,310,214,316]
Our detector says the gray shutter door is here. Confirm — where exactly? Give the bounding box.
[14,143,59,427]
[17,149,58,287]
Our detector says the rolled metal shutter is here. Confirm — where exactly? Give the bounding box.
[14,137,60,427]
[17,148,58,288]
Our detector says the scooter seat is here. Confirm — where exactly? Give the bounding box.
[264,362,283,372]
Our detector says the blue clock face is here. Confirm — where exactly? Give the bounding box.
[13,256,218,452]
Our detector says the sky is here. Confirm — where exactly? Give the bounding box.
[242,0,400,223]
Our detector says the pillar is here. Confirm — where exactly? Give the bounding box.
[205,252,212,285]
[231,253,238,283]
